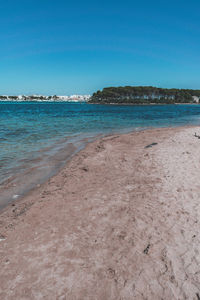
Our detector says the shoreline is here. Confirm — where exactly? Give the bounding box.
[0,126,179,217]
[88,102,199,105]
[0,125,192,212]
[0,133,104,211]
[1,125,200,298]
[1,100,199,105]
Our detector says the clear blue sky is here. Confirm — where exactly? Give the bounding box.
[1,0,200,95]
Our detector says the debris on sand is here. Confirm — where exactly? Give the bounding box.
[143,244,151,254]
[0,234,6,242]
[145,143,158,149]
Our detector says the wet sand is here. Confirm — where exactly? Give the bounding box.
[1,126,200,299]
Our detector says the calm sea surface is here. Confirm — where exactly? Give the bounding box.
[1,102,200,208]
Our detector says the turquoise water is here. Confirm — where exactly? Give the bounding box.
[1,102,200,208]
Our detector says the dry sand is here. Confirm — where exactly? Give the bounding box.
[1,126,200,299]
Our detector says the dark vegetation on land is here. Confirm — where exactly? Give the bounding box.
[89,86,200,104]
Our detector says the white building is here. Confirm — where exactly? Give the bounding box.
[192,96,199,103]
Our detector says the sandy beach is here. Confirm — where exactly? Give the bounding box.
[1,126,200,299]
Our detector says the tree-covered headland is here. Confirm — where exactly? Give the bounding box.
[89,86,200,104]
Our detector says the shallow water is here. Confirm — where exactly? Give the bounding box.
[1,102,200,208]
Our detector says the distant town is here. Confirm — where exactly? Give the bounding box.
[0,94,91,102]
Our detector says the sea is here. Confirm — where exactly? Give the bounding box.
[1,101,200,209]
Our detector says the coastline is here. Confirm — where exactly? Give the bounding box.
[88,102,199,105]
[0,133,104,211]
[1,125,200,298]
